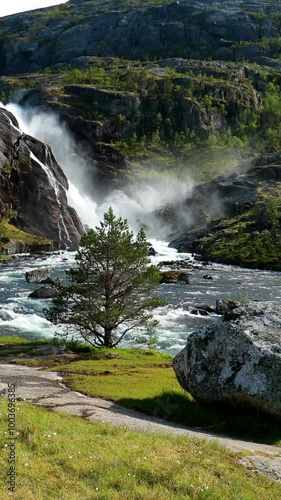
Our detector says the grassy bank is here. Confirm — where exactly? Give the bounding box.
[1,399,281,499]
[3,340,281,446]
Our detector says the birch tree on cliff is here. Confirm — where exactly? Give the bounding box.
[45,207,164,347]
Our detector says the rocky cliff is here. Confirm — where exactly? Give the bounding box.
[164,151,281,269]
[0,107,84,252]
[1,0,281,264]
[0,0,281,74]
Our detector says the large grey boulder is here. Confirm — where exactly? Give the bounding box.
[28,285,56,299]
[25,268,52,283]
[173,301,281,416]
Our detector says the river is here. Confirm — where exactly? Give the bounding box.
[1,103,280,355]
[1,240,281,355]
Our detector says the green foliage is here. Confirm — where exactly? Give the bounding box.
[115,113,127,125]
[258,83,281,146]
[197,189,281,269]
[0,216,51,250]
[261,198,280,228]
[45,208,164,347]
[2,400,281,498]
[1,164,14,174]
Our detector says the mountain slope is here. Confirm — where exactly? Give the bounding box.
[1,0,281,266]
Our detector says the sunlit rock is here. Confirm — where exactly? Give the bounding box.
[173,301,281,416]
[25,267,52,283]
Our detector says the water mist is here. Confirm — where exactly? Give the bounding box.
[4,103,195,238]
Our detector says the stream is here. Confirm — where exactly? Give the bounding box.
[1,240,280,355]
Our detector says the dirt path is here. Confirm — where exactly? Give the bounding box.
[1,363,281,483]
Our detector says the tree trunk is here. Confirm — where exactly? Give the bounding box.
[104,327,113,347]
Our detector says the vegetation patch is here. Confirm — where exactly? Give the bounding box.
[0,216,51,251]
[2,336,281,445]
[1,400,280,498]
[197,188,281,269]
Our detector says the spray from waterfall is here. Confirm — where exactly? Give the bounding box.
[3,103,196,238]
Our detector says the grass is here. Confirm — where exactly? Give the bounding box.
[0,399,281,499]
[10,345,281,446]
[0,336,34,345]
[0,217,51,250]
[0,337,56,358]
[0,255,13,261]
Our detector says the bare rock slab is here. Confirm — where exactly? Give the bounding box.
[25,267,52,283]
[173,301,281,416]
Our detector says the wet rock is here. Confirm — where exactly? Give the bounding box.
[193,303,216,315]
[173,301,281,417]
[159,259,201,270]
[216,299,241,315]
[28,285,56,299]
[160,270,189,284]
[0,108,84,251]
[190,307,209,316]
[203,274,213,280]
[148,246,156,256]
[25,267,52,283]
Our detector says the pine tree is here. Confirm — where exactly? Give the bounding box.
[45,208,164,347]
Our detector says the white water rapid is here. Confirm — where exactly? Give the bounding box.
[1,103,281,354]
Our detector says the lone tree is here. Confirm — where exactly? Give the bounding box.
[45,207,164,347]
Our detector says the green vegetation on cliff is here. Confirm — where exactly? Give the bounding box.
[188,185,281,269]
[2,1,281,266]
[0,215,52,253]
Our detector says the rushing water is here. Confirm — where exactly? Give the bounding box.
[1,102,281,355]
[1,240,281,355]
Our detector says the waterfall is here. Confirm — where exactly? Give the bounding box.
[1,101,74,248]
[2,102,195,238]
[29,151,72,247]
[1,109,22,135]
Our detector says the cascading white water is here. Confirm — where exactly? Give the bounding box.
[3,103,195,235]
[1,109,22,134]
[2,103,281,353]
[29,151,72,246]
[0,100,207,352]
[1,101,74,248]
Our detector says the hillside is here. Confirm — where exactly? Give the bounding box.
[1,0,281,265]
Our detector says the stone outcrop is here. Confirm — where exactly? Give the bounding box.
[25,268,52,283]
[29,285,56,299]
[165,151,281,270]
[0,108,84,251]
[173,301,281,417]
[160,270,190,284]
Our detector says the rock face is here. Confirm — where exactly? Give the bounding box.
[0,108,84,250]
[166,151,281,270]
[0,0,280,74]
[173,301,281,417]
